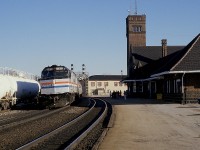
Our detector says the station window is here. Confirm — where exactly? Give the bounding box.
[98,82,102,87]
[91,82,95,87]
[137,82,143,92]
[167,80,170,93]
[151,82,156,94]
[176,79,181,93]
[119,82,122,86]
[133,82,136,92]
[170,80,174,93]
[114,82,118,86]
[104,82,108,86]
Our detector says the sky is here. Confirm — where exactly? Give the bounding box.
[0,0,200,77]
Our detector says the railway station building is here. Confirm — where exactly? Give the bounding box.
[124,14,200,103]
[88,75,127,97]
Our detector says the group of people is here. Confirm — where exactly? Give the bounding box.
[110,90,127,100]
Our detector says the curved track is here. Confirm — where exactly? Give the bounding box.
[0,99,90,150]
[16,98,108,150]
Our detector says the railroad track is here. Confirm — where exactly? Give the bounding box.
[0,109,52,129]
[0,98,110,150]
[0,98,91,130]
[16,98,108,150]
[0,98,90,150]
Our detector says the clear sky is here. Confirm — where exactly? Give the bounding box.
[0,0,200,76]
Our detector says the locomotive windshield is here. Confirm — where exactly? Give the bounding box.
[41,65,70,79]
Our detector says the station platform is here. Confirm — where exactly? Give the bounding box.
[98,97,200,150]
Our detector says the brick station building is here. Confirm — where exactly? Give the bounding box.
[124,14,200,103]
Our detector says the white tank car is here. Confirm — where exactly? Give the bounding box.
[39,65,82,108]
[0,68,41,110]
[14,76,40,99]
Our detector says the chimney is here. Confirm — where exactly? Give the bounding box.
[162,39,167,57]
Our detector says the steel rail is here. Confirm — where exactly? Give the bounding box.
[16,99,96,150]
[65,98,108,150]
[0,116,16,122]
[0,107,68,130]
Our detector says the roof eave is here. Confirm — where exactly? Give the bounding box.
[151,70,200,78]
[123,76,162,82]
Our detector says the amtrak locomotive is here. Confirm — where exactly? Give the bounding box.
[39,65,82,108]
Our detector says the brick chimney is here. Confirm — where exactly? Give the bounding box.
[162,39,167,57]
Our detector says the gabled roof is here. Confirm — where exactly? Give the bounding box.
[152,33,200,76]
[89,75,126,81]
[172,34,200,71]
[132,46,184,66]
[131,50,181,79]
[130,33,200,80]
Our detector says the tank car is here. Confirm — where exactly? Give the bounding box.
[39,65,82,108]
[0,73,41,110]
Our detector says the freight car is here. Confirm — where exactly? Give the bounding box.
[39,65,82,108]
[0,68,41,110]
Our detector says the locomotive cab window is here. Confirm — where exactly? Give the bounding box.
[41,65,70,79]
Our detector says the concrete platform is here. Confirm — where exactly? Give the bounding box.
[98,97,200,150]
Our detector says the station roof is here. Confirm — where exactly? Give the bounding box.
[130,33,200,80]
[153,33,200,75]
[89,75,127,81]
[132,46,184,67]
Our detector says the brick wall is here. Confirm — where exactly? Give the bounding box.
[184,74,200,101]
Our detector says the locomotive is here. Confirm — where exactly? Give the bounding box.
[39,65,82,108]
